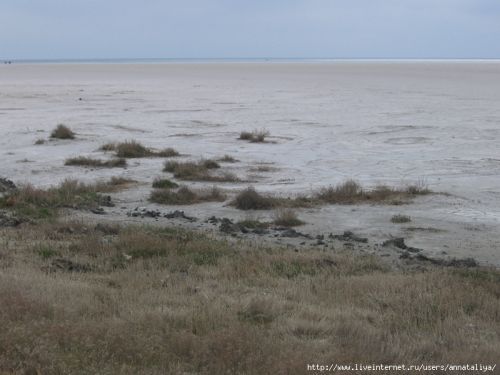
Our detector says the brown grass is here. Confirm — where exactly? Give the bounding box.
[152,178,179,189]
[273,208,304,227]
[65,157,127,168]
[0,178,131,219]
[239,129,270,143]
[391,214,412,223]
[316,179,432,205]
[217,155,239,163]
[164,160,239,182]
[150,186,226,205]
[0,221,498,374]
[101,141,180,158]
[50,124,75,140]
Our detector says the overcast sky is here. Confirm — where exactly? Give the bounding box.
[1,0,499,60]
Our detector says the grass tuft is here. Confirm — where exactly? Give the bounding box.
[50,124,75,139]
[273,208,304,227]
[239,129,270,143]
[150,186,226,205]
[391,214,412,223]
[152,178,179,189]
[65,157,127,168]
[164,160,238,182]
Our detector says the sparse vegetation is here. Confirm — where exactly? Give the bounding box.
[237,219,270,229]
[150,185,226,205]
[50,124,75,140]
[34,138,45,145]
[164,160,239,182]
[0,220,499,373]
[217,155,239,163]
[316,179,432,205]
[391,214,412,223]
[0,178,131,219]
[273,208,304,227]
[152,178,179,189]
[232,187,276,210]
[65,157,127,168]
[100,141,180,158]
[239,129,270,143]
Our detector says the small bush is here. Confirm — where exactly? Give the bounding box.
[218,155,239,163]
[34,138,46,145]
[152,178,179,189]
[164,160,238,182]
[273,208,304,227]
[50,124,75,139]
[99,143,117,151]
[156,148,180,157]
[65,157,127,168]
[115,141,150,158]
[239,129,270,143]
[316,179,363,204]
[150,186,226,205]
[391,214,412,223]
[232,188,275,210]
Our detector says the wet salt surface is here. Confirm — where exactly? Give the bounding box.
[1,62,499,265]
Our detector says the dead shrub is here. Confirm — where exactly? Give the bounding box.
[50,124,75,139]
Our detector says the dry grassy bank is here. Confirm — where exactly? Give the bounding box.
[0,219,499,374]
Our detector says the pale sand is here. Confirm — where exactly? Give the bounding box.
[1,62,499,265]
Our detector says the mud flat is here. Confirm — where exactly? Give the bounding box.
[1,61,500,266]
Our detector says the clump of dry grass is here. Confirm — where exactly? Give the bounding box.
[100,141,180,158]
[315,179,432,205]
[0,220,499,374]
[232,187,276,210]
[391,214,412,223]
[163,160,239,182]
[0,178,131,219]
[152,178,179,189]
[150,186,226,205]
[273,208,304,227]
[65,157,127,168]
[217,155,239,163]
[34,138,46,145]
[232,187,313,210]
[50,124,75,139]
[239,129,270,143]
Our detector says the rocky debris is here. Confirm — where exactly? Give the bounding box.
[128,207,162,218]
[95,223,120,235]
[330,231,368,243]
[280,228,312,239]
[98,195,114,207]
[51,258,91,272]
[0,177,17,194]
[410,253,478,268]
[207,216,220,225]
[165,210,196,222]
[0,211,23,227]
[219,218,241,233]
[91,208,106,215]
[383,237,421,253]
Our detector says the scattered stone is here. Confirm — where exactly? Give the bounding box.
[98,195,114,207]
[330,231,368,243]
[207,216,220,224]
[252,228,269,235]
[0,211,23,227]
[219,218,241,233]
[0,177,17,193]
[382,237,421,253]
[280,228,312,239]
[51,258,91,272]
[164,210,196,222]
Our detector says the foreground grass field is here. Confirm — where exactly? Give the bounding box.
[1,218,499,374]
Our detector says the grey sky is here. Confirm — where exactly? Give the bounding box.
[1,0,499,59]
